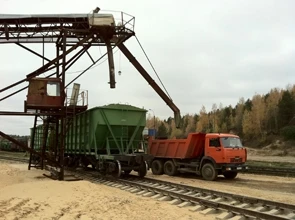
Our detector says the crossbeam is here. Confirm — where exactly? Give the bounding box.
[0,42,92,101]
[16,43,51,62]
[0,34,93,93]
[0,130,60,167]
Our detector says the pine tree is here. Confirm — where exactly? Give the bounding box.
[157,122,168,138]
[278,90,295,128]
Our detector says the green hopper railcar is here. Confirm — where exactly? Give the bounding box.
[0,137,27,152]
[30,104,153,177]
[64,103,152,177]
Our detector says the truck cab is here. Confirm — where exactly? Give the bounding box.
[201,133,248,180]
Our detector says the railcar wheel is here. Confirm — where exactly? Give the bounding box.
[151,160,164,175]
[116,160,122,178]
[67,157,74,168]
[223,171,238,179]
[80,157,90,168]
[108,160,122,178]
[123,170,132,175]
[73,158,79,168]
[201,163,217,181]
[64,157,69,167]
[138,161,148,177]
[163,160,178,176]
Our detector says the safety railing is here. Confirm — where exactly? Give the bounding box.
[100,10,135,32]
[65,88,88,107]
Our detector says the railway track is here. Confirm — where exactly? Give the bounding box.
[71,169,295,220]
[0,155,29,163]
[1,153,295,178]
[243,166,295,177]
[1,155,295,219]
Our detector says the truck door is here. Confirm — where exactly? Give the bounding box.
[205,137,224,163]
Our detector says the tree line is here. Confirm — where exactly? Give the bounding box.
[146,84,295,145]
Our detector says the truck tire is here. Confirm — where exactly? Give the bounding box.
[223,171,238,179]
[164,160,178,176]
[151,160,164,175]
[201,163,217,181]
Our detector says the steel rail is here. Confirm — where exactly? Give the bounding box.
[242,166,295,177]
[71,170,295,220]
[0,155,29,163]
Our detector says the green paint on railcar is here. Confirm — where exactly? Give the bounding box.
[65,104,147,158]
[0,139,10,150]
[30,124,55,152]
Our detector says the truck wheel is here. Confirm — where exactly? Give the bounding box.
[201,163,217,181]
[151,160,164,175]
[164,160,178,176]
[223,171,238,179]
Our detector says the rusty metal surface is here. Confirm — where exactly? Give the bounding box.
[118,42,181,127]
[26,78,64,110]
[0,10,181,180]
[28,116,37,170]
[106,41,116,88]
[0,13,112,19]
[59,31,67,180]
[0,13,134,44]
[0,35,93,93]
[0,111,63,116]
[0,44,89,102]
[0,11,136,181]
[16,43,51,62]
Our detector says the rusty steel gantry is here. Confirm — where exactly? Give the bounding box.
[0,9,180,180]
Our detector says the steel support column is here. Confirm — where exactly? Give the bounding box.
[41,119,49,170]
[106,40,116,88]
[59,31,67,180]
[28,115,38,170]
[56,42,59,77]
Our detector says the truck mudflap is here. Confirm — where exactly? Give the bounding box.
[220,164,249,172]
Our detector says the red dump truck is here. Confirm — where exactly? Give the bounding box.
[148,132,248,181]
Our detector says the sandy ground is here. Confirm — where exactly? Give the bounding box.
[0,161,216,220]
[146,171,295,205]
[1,160,294,220]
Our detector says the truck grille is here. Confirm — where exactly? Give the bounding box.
[230,157,242,163]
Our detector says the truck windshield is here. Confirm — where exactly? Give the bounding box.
[220,137,243,148]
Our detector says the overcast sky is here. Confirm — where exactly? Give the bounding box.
[0,0,295,135]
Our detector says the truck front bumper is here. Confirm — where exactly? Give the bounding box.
[222,164,249,172]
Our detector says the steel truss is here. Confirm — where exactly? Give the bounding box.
[0,10,181,180]
[0,12,135,180]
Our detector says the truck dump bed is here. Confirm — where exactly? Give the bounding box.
[148,133,206,159]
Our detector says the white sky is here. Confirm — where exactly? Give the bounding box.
[0,0,295,135]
